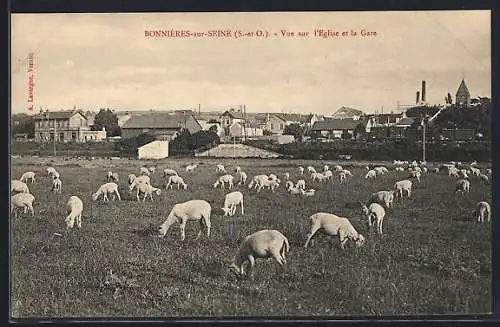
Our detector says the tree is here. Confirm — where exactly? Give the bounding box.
[353,123,365,139]
[208,125,219,134]
[92,108,121,137]
[263,129,273,136]
[283,123,306,141]
[11,114,35,138]
[341,129,351,139]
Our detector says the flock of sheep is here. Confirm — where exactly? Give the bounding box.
[10,158,491,280]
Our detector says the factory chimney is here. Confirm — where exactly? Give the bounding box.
[421,80,426,102]
[416,91,420,104]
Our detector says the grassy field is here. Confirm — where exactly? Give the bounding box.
[10,157,492,318]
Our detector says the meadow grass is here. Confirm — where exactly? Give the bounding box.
[10,158,492,317]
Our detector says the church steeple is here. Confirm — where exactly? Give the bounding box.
[455,76,471,107]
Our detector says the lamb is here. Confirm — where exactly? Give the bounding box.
[158,199,211,241]
[185,163,198,173]
[283,172,290,181]
[135,183,162,202]
[455,179,470,195]
[52,177,62,193]
[311,172,326,182]
[236,171,248,185]
[365,170,377,179]
[166,175,187,190]
[361,203,386,235]
[248,175,270,189]
[303,212,365,250]
[222,191,244,216]
[11,193,35,218]
[409,170,421,183]
[228,229,289,280]
[11,180,30,194]
[295,179,306,190]
[472,201,491,223]
[213,174,234,189]
[479,174,489,183]
[300,188,316,197]
[92,182,121,202]
[163,169,179,177]
[139,167,150,176]
[20,172,36,184]
[65,196,83,229]
[256,179,280,193]
[368,190,394,208]
[298,166,304,175]
[307,166,316,174]
[129,175,151,192]
[394,180,412,199]
[216,164,227,173]
[339,172,347,184]
[470,167,481,176]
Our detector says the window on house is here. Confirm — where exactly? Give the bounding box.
[72,132,77,141]
[280,123,284,130]
[271,124,274,129]
[59,132,64,141]
[49,132,54,140]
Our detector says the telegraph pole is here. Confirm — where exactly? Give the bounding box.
[53,116,57,157]
[422,116,426,162]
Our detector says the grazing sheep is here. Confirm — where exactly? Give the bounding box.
[323,165,329,172]
[110,173,119,183]
[300,188,316,197]
[163,169,179,177]
[52,177,62,193]
[448,167,460,178]
[257,179,280,193]
[268,174,280,183]
[394,180,412,199]
[368,190,394,209]
[470,167,480,176]
[298,166,304,175]
[421,167,428,173]
[432,167,440,173]
[307,166,316,174]
[248,175,270,190]
[20,172,36,184]
[339,172,347,184]
[311,172,326,182]
[216,164,227,173]
[285,181,294,190]
[46,167,57,176]
[166,175,188,190]
[135,183,162,202]
[229,229,289,280]
[222,191,244,216]
[237,171,248,185]
[128,174,137,185]
[139,167,150,176]
[479,174,489,183]
[409,170,421,183]
[323,170,333,181]
[361,203,386,235]
[472,201,491,223]
[295,179,306,190]
[234,166,242,173]
[158,199,211,241]
[92,182,121,202]
[52,171,60,179]
[459,169,469,179]
[342,169,353,176]
[374,167,386,175]
[455,179,470,195]
[185,163,198,173]
[365,170,377,179]
[11,193,35,218]
[106,171,113,180]
[11,180,30,194]
[129,175,151,192]
[214,174,234,189]
[288,186,302,195]
[333,165,343,172]
[304,213,365,250]
[284,172,290,181]
[395,167,405,172]
[65,196,83,229]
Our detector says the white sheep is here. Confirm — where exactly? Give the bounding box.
[248,175,270,189]
[472,201,491,223]
[409,170,421,183]
[216,164,227,173]
[295,179,306,190]
[486,168,492,175]
[129,175,151,192]
[285,181,294,189]
[298,166,304,175]
[361,203,386,235]
[459,169,469,179]
[333,165,343,172]
[20,172,36,184]
[166,175,188,190]
[234,166,242,173]
[268,174,280,182]
[106,171,113,180]
[228,229,289,280]
[455,179,470,195]
[237,171,248,185]
[311,172,326,182]
[304,212,365,250]
[135,183,162,202]
[11,193,35,218]
[448,167,460,178]
[222,191,244,216]
[395,167,405,172]
[284,172,290,181]
[432,167,440,173]
[374,167,386,175]
[110,172,119,183]
[213,174,234,189]
[65,196,83,229]
[300,188,316,197]
[307,166,316,174]
[470,167,480,176]
[470,160,478,166]
[394,180,412,199]
[342,169,353,177]
[163,169,179,177]
[323,165,329,172]
[257,179,280,193]
[149,166,156,174]
[323,170,333,180]
[339,172,347,184]
[158,199,211,241]
[368,190,394,208]
[46,167,57,176]
[365,170,377,179]
[92,182,121,202]
[185,163,198,173]
[52,177,62,193]
[479,174,489,183]
[421,167,428,173]
[128,174,137,185]
[139,167,150,176]
[11,180,30,194]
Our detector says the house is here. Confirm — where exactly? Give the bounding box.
[33,110,107,143]
[329,106,364,120]
[220,108,244,128]
[265,113,309,134]
[395,117,415,129]
[310,119,364,139]
[120,112,202,140]
[455,78,471,107]
[138,140,169,159]
[228,121,264,139]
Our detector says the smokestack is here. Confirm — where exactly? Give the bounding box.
[416,91,420,104]
[421,80,426,102]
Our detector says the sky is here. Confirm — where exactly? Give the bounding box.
[10,11,491,115]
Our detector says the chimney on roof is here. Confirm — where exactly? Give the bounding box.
[421,80,426,102]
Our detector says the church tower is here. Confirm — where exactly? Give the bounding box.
[455,78,471,107]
